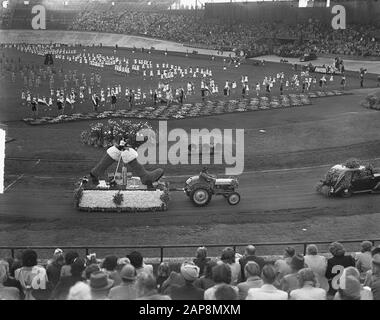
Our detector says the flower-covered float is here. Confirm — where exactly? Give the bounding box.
[316,158,380,198]
[74,120,169,212]
[361,90,380,111]
[75,178,170,212]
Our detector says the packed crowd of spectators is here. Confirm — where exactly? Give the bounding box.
[67,7,380,58]
[0,241,379,300]
[0,7,12,29]
[68,10,272,55]
[1,4,379,57]
[275,21,380,58]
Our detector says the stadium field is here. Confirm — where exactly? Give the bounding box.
[1,40,380,248]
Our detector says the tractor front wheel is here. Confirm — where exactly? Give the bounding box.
[227,192,241,205]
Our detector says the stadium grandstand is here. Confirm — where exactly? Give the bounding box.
[0,240,379,300]
[1,0,379,57]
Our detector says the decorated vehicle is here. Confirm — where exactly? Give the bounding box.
[74,128,167,212]
[300,53,317,62]
[316,159,380,198]
[184,167,240,206]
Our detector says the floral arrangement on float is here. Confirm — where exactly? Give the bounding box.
[361,90,380,110]
[74,180,170,212]
[80,119,155,149]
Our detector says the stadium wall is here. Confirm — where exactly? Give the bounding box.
[204,0,380,26]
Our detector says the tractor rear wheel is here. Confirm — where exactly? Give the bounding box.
[190,187,212,207]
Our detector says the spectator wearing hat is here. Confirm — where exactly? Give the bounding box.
[289,268,326,300]
[238,261,264,300]
[274,246,295,284]
[101,255,122,287]
[220,247,241,285]
[239,245,265,282]
[194,260,217,291]
[355,241,373,283]
[116,257,131,273]
[47,248,63,265]
[161,269,185,296]
[334,267,373,300]
[89,271,114,300]
[86,253,98,266]
[364,253,380,300]
[326,242,355,296]
[246,264,288,300]
[157,262,170,293]
[204,263,238,300]
[335,274,362,300]
[109,264,138,300]
[84,264,101,281]
[193,247,210,277]
[15,250,49,300]
[135,272,171,300]
[67,282,92,300]
[304,244,329,292]
[46,249,65,289]
[280,254,305,293]
[170,262,204,300]
[60,251,79,278]
[127,251,153,276]
[51,257,86,300]
[0,263,20,300]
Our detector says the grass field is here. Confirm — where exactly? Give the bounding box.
[2,45,380,177]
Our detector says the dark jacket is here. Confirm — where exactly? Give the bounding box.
[371,277,380,300]
[325,255,355,295]
[4,277,25,300]
[193,277,215,291]
[46,262,62,289]
[50,276,84,300]
[170,282,204,300]
[239,255,266,282]
[193,257,210,277]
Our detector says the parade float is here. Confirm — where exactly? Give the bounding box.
[75,176,170,212]
[74,120,169,212]
[316,158,380,198]
[74,119,242,211]
[361,90,380,111]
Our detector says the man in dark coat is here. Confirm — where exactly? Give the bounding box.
[239,245,266,282]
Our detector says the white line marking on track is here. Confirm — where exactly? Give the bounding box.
[4,159,40,192]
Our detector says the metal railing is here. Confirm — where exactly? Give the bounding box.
[1,238,379,262]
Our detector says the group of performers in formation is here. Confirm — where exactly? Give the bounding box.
[0,43,349,119]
